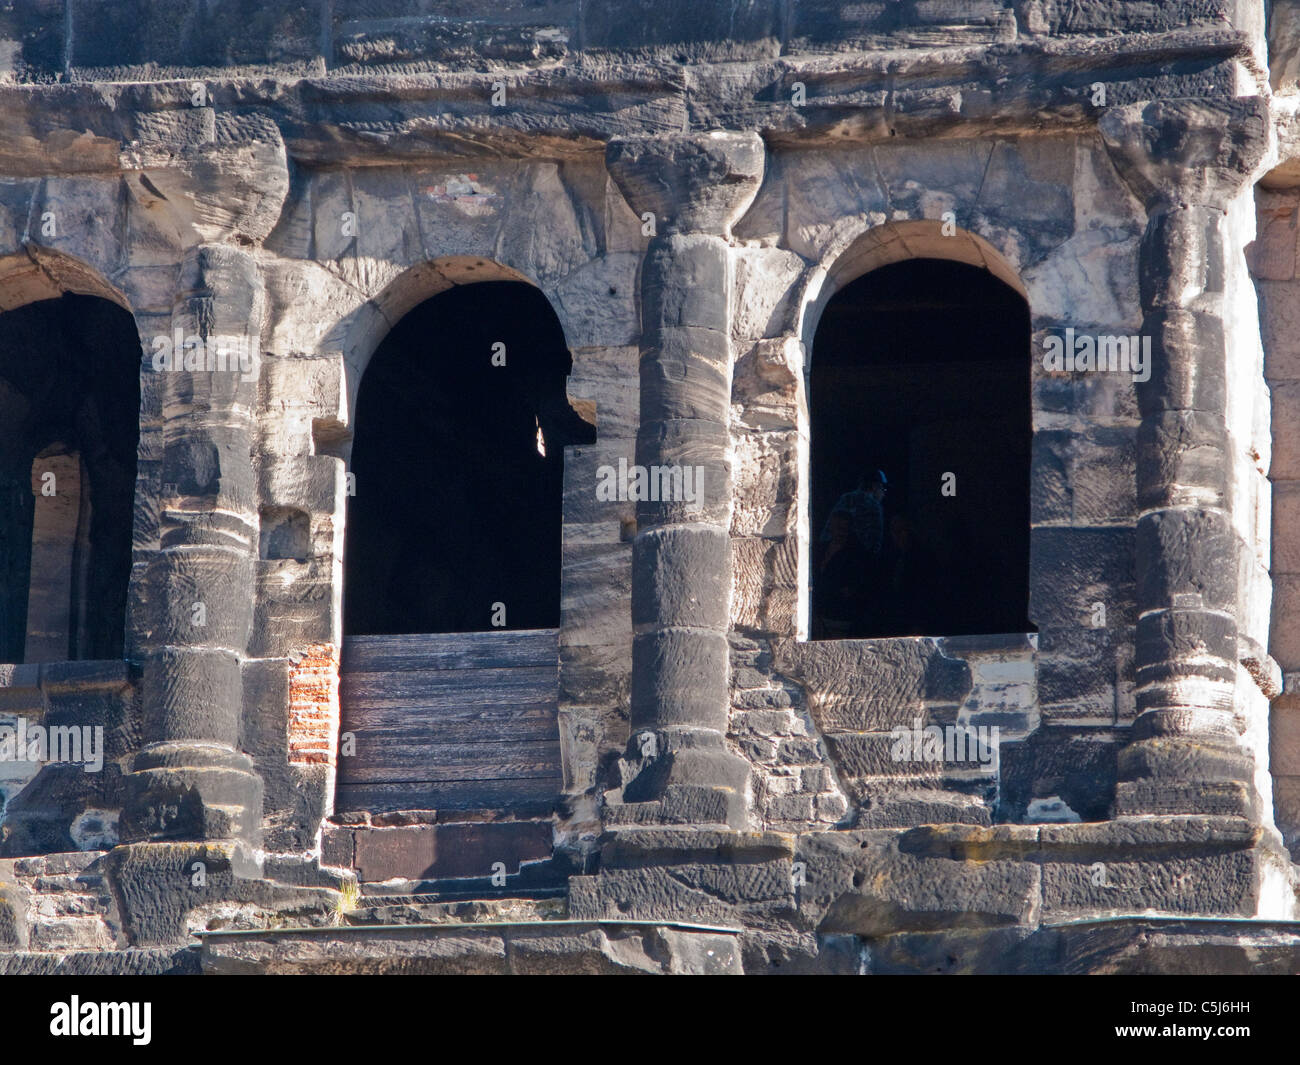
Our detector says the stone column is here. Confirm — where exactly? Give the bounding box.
[120,243,263,847]
[1100,99,1268,819]
[605,133,763,829]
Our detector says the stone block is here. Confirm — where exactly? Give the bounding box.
[1270,702,1300,777]
[731,536,798,635]
[1041,852,1259,918]
[999,727,1120,822]
[1272,381,1300,481]
[583,0,780,49]
[773,637,972,733]
[1272,481,1300,575]
[567,346,639,441]
[795,832,1040,937]
[1249,194,1299,280]
[1271,575,1300,670]
[335,1,575,68]
[1259,280,1300,381]
[632,525,730,632]
[1028,525,1135,631]
[552,253,641,347]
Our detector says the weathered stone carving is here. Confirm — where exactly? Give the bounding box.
[0,0,1297,975]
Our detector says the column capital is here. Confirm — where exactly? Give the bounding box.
[605,131,764,236]
[1099,97,1269,211]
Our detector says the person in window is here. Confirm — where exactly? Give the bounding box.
[821,469,887,558]
[812,508,873,638]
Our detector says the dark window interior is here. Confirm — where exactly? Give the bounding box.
[810,258,1033,639]
[344,281,595,636]
[0,294,140,663]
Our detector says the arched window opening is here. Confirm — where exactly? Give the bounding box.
[810,258,1032,639]
[0,294,140,663]
[343,281,594,636]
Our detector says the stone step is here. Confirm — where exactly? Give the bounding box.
[335,818,555,884]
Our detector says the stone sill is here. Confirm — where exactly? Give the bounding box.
[800,632,1037,655]
[0,659,130,691]
[0,660,133,713]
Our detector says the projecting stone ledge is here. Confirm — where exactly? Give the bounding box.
[844,917,1300,975]
[198,921,745,975]
[1023,918,1300,975]
[566,817,1299,961]
[0,946,200,975]
[8,918,1300,974]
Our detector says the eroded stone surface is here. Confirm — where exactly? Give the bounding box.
[0,0,1296,976]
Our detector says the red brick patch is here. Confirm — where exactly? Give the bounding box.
[287,643,340,767]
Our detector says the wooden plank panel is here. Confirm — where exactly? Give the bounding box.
[341,630,558,672]
[336,630,562,813]
[335,777,562,814]
[339,666,556,707]
[338,705,559,745]
[337,739,562,784]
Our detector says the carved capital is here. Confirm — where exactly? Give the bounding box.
[1099,97,1269,210]
[606,131,765,236]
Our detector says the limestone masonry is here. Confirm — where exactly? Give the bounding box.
[2,0,1300,975]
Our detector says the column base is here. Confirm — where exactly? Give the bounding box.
[617,729,751,829]
[120,742,264,845]
[1116,736,1260,818]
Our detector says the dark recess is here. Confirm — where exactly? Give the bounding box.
[810,258,1033,639]
[344,281,595,636]
[0,294,141,663]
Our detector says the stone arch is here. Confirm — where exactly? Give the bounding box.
[336,258,595,637]
[321,257,568,436]
[795,219,1028,362]
[800,219,1033,639]
[0,251,141,663]
[0,247,133,315]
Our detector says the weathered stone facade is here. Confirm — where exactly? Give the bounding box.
[2,0,1300,974]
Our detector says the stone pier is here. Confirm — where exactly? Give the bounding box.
[606,132,764,830]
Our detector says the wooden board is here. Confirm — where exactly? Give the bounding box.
[335,777,561,814]
[341,629,559,672]
[339,666,558,707]
[337,629,563,814]
[340,740,563,783]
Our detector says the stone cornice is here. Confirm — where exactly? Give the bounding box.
[0,26,1260,176]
